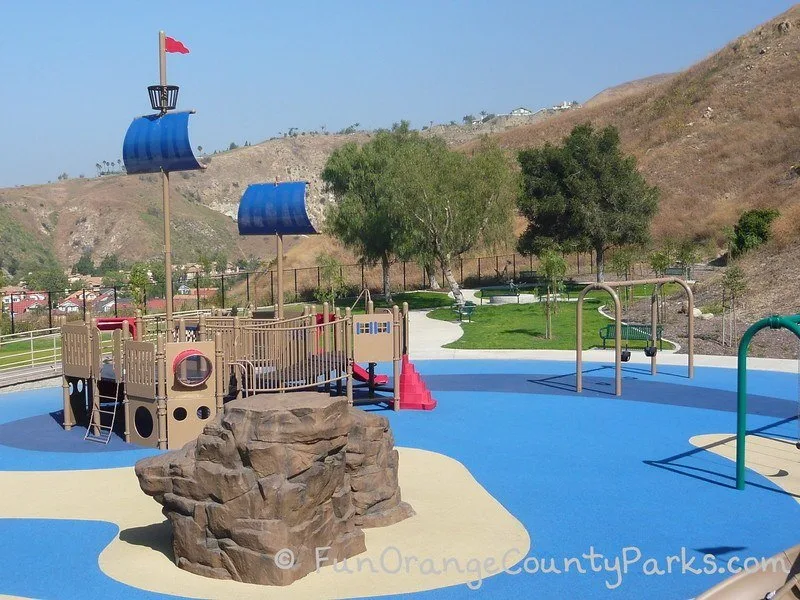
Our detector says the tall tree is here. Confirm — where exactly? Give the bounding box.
[517,123,659,281]
[390,138,516,304]
[322,122,419,301]
[128,263,149,310]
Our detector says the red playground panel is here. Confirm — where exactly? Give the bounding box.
[95,317,137,339]
[352,363,389,386]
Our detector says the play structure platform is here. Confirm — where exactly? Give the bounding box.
[60,302,435,449]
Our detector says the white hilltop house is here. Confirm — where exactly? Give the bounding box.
[510,107,534,116]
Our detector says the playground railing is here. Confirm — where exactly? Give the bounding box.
[0,327,63,387]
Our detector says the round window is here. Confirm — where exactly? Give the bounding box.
[134,406,154,439]
[173,407,187,421]
[197,406,211,420]
[173,350,213,387]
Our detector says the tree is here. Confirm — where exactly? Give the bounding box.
[731,208,779,257]
[722,264,747,347]
[313,253,346,307]
[73,250,94,276]
[462,115,475,124]
[609,247,636,309]
[99,254,121,275]
[676,239,699,278]
[229,142,239,150]
[128,263,149,310]
[322,121,420,302]
[197,145,203,155]
[539,249,566,338]
[390,138,517,304]
[101,270,127,288]
[27,268,68,296]
[517,123,659,282]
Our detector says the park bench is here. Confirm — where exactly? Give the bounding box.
[452,300,477,322]
[479,281,520,305]
[599,323,664,349]
[665,266,692,280]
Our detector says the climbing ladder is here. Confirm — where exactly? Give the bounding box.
[84,380,120,444]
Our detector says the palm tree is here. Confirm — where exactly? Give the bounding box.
[197,145,203,155]
[95,163,102,176]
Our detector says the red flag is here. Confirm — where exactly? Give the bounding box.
[165,36,189,54]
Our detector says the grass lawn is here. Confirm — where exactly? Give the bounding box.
[349,291,452,314]
[0,336,61,368]
[427,298,676,351]
[476,282,682,300]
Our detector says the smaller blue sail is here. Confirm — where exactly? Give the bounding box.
[237,181,318,236]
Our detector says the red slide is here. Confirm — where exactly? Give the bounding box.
[352,363,389,386]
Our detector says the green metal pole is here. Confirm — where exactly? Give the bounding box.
[737,315,800,490]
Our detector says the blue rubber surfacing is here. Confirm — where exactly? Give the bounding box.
[0,360,798,599]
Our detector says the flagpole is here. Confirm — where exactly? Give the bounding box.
[159,30,174,332]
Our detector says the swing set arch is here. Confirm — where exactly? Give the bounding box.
[576,277,695,396]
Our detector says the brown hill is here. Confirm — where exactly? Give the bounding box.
[470,5,800,248]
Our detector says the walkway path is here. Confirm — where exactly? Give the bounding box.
[407,291,800,373]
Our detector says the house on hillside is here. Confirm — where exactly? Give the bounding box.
[510,107,533,116]
[56,299,81,314]
[7,298,46,316]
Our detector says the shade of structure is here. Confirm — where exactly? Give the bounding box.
[122,111,203,174]
[237,181,318,236]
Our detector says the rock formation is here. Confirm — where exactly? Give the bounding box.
[135,392,413,586]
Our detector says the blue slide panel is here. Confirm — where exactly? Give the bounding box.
[122,111,202,174]
[237,181,318,235]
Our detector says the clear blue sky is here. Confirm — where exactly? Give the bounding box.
[0,0,794,188]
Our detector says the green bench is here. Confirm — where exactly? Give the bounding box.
[452,300,477,322]
[479,282,520,305]
[599,323,664,349]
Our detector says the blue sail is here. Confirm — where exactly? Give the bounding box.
[122,111,202,174]
[237,181,318,235]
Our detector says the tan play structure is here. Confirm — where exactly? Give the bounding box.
[575,277,695,395]
[60,301,411,449]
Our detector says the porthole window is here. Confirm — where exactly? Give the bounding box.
[197,406,211,420]
[172,350,213,387]
[173,407,187,421]
[134,406,154,438]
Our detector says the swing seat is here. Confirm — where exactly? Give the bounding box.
[644,346,658,358]
[621,350,632,362]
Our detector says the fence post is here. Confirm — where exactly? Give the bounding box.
[402,262,406,291]
[221,274,225,309]
[196,273,200,310]
[48,291,53,328]
[82,289,87,321]
[361,264,365,290]
[512,255,517,279]
[246,272,250,306]
[317,266,321,288]
[113,286,118,317]
[270,271,274,306]
[294,269,298,301]
[477,258,481,285]
[10,294,15,334]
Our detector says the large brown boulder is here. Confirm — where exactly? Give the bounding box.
[135,392,413,586]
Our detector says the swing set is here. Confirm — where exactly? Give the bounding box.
[575,277,695,396]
